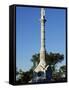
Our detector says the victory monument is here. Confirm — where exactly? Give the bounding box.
[32,8,52,83]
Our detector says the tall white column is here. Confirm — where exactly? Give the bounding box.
[34,8,46,73]
[40,8,46,66]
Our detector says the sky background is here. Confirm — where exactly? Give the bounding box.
[16,6,66,71]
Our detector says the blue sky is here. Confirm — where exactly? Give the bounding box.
[16,6,66,71]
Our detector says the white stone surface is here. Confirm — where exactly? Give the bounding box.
[34,8,46,73]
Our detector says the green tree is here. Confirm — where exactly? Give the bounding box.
[31,53,40,70]
[59,65,66,72]
[16,68,33,84]
[59,65,66,78]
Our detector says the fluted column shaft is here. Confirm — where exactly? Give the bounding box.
[40,8,46,65]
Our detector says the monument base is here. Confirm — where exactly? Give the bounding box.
[30,65,52,83]
[32,71,46,83]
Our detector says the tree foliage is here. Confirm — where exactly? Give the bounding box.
[16,51,65,83]
[16,68,33,84]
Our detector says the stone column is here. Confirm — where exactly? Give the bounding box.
[40,8,46,67]
[34,8,47,74]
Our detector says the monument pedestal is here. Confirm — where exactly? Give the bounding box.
[32,65,49,83]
